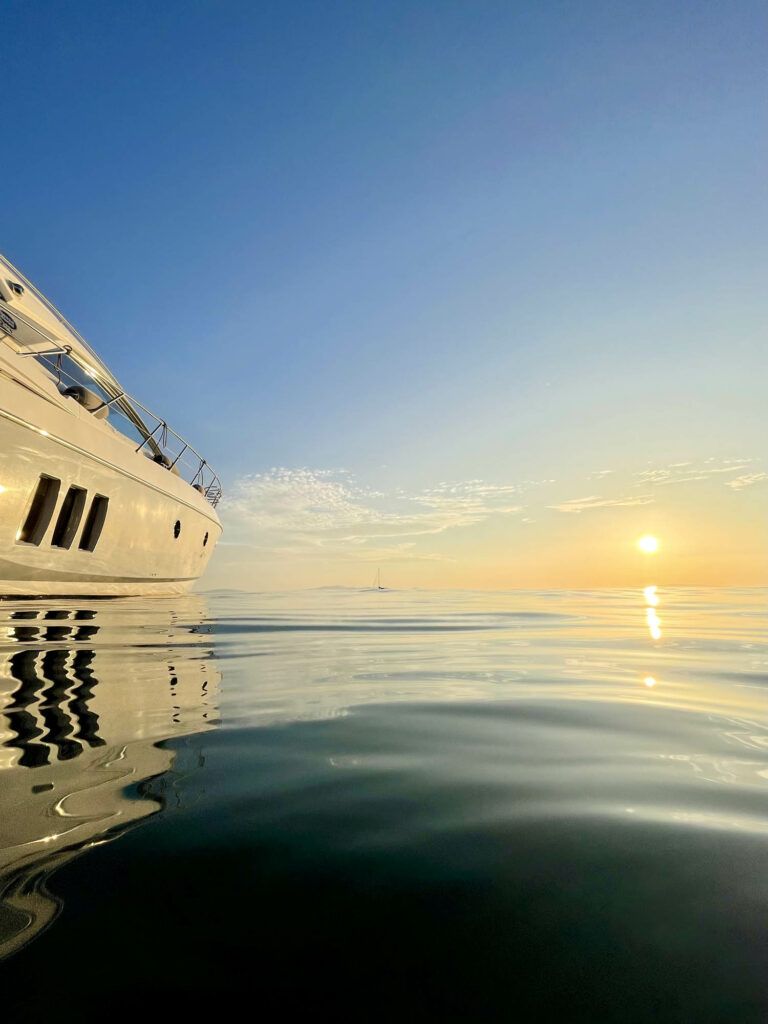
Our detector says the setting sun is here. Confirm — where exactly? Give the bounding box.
[637,535,660,554]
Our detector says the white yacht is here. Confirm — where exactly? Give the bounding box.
[0,253,221,596]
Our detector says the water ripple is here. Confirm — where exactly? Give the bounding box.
[1,588,767,1019]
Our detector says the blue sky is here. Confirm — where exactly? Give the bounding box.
[5,1,767,586]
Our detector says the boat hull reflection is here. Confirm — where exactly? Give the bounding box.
[0,597,219,959]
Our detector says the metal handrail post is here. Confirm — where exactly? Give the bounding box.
[169,442,189,469]
[135,421,163,453]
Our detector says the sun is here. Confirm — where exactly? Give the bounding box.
[637,534,660,554]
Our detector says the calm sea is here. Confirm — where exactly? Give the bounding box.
[1,587,766,1020]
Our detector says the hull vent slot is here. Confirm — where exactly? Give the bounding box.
[19,476,61,545]
[79,495,109,552]
[51,486,87,549]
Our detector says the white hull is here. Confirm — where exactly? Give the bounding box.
[0,393,220,596]
[0,255,222,596]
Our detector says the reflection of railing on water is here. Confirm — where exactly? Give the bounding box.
[0,601,220,960]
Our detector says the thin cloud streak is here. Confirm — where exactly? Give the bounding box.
[726,472,768,491]
[548,494,655,514]
[636,458,754,487]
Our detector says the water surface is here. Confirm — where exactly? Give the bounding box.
[1,587,766,1020]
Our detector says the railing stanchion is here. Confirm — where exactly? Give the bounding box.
[24,349,222,507]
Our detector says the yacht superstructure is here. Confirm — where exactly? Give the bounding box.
[0,253,221,595]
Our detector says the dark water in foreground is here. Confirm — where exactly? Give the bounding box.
[1,588,766,1020]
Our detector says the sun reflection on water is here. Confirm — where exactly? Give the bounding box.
[646,607,662,641]
[643,585,659,607]
[642,584,661,689]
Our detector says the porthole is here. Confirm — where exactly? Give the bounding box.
[203,531,209,547]
[173,520,181,539]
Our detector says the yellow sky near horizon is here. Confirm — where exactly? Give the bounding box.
[203,457,767,590]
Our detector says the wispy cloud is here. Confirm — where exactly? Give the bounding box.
[636,458,754,487]
[548,494,655,514]
[217,454,762,574]
[222,468,534,562]
[726,472,768,491]
[548,456,761,514]
[411,478,552,521]
[225,468,374,533]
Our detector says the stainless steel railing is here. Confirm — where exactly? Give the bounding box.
[42,352,223,508]
[0,300,222,508]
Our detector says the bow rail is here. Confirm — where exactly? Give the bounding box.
[0,299,222,508]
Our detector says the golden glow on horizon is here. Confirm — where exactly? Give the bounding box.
[637,534,660,554]
[208,483,767,589]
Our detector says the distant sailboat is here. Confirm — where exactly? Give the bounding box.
[373,568,385,590]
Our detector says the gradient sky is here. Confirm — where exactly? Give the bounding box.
[4,1,766,588]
